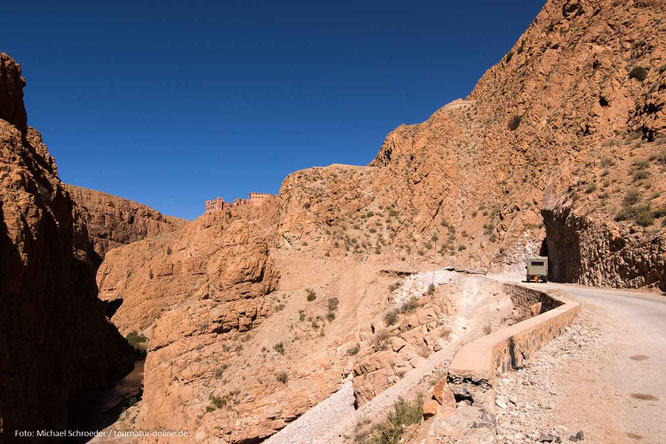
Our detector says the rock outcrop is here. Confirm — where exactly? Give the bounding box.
[65,184,185,260]
[96,0,665,441]
[0,53,133,438]
[278,0,665,288]
[0,53,27,132]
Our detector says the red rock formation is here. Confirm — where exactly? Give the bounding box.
[280,0,665,288]
[0,52,133,437]
[65,184,186,260]
[95,0,666,441]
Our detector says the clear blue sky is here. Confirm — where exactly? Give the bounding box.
[3,0,543,220]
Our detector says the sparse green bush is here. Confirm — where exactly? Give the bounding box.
[166,247,172,255]
[326,311,336,322]
[328,297,339,311]
[615,204,654,226]
[508,115,522,130]
[458,245,467,251]
[273,342,285,355]
[628,66,648,81]
[623,189,641,206]
[346,344,360,355]
[600,157,614,168]
[209,394,225,410]
[657,150,666,165]
[372,329,391,351]
[306,289,317,302]
[384,310,399,326]
[652,207,666,219]
[214,365,228,378]
[388,281,401,292]
[276,372,288,384]
[633,205,655,227]
[126,331,148,352]
[362,396,423,444]
[489,234,497,243]
[400,296,419,313]
[427,283,436,295]
[585,183,597,194]
[633,170,651,182]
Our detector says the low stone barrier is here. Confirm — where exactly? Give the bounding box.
[424,285,580,420]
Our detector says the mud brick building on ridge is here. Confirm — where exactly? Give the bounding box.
[205,192,272,213]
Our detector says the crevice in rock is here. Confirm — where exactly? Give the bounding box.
[453,392,475,405]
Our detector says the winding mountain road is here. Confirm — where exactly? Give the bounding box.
[492,275,666,442]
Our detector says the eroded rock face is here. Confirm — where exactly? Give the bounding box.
[97,0,665,441]
[65,184,186,260]
[97,201,289,441]
[0,53,27,131]
[543,188,666,291]
[0,52,133,436]
[278,0,665,285]
[97,201,280,336]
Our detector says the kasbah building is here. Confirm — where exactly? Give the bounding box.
[204,192,273,213]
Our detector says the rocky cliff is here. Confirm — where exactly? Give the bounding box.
[0,53,27,132]
[95,0,664,441]
[0,53,133,438]
[65,184,185,260]
[278,0,665,289]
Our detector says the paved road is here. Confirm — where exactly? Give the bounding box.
[558,285,666,344]
[493,275,666,442]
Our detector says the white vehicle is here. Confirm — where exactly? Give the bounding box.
[526,256,548,283]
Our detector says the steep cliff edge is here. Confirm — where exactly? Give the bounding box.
[0,52,133,438]
[65,184,186,260]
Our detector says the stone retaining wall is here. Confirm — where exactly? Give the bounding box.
[424,285,580,429]
[505,284,562,315]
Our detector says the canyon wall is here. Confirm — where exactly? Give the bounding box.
[0,52,133,438]
[278,0,665,289]
[93,0,665,441]
[65,184,185,260]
